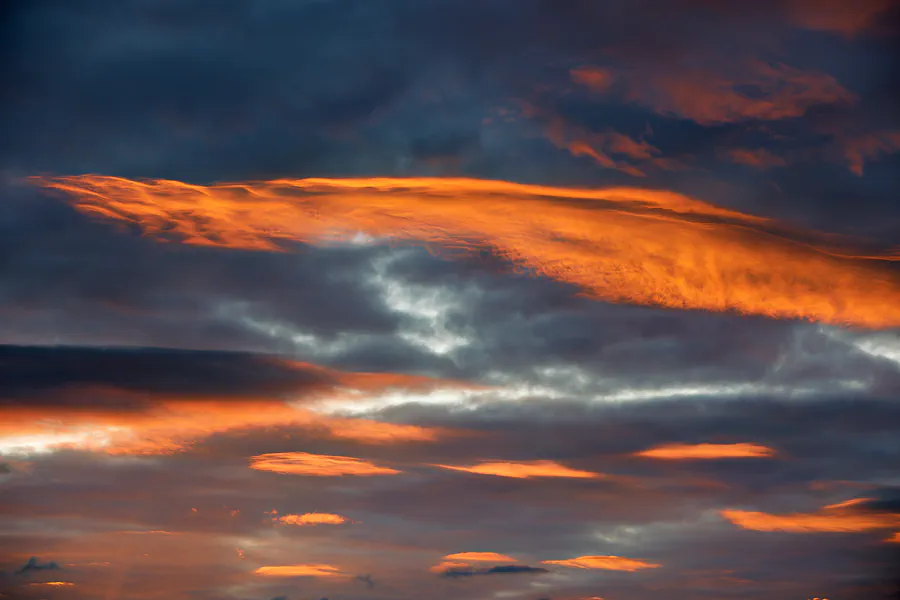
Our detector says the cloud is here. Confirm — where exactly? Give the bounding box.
[15,557,61,575]
[442,552,517,562]
[573,60,856,125]
[275,513,350,526]
[784,0,897,36]
[839,130,900,176]
[721,148,788,170]
[249,452,401,476]
[541,555,661,572]
[722,497,900,533]
[438,564,549,578]
[254,564,345,578]
[634,443,776,460]
[34,175,900,328]
[434,460,601,479]
[430,552,518,573]
[0,344,459,455]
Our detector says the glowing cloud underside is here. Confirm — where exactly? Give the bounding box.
[635,442,776,459]
[249,452,400,476]
[542,555,662,571]
[434,460,601,479]
[33,175,900,328]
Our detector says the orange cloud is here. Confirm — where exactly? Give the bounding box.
[0,359,462,456]
[29,582,75,587]
[542,555,661,571]
[435,460,600,479]
[722,148,788,170]
[255,564,345,577]
[634,443,776,460]
[839,130,900,176]
[429,551,518,573]
[276,513,350,526]
[250,452,400,476]
[885,532,900,543]
[574,60,854,125]
[0,400,445,456]
[443,552,517,562]
[786,0,895,36]
[722,498,900,533]
[537,111,667,177]
[32,175,900,328]
[570,66,614,93]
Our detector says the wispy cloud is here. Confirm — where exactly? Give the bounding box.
[542,555,661,571]
[722,498,900,533]
[434,460,601,479]
[34,176,900,328]
[249,452,401,476]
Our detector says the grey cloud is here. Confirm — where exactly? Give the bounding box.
[15,557,60,575]
[439,564,550,578]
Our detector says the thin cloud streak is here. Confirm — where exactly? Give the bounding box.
[542,555,661,571]
[33,175,900,328]
[249,452,401,476]
[434,460,601,479]
[722,498,900,533]
[635,442,777,460]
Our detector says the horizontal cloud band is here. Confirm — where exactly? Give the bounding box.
[32,175,900,328]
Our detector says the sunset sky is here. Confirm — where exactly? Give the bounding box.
[2,1,900,599]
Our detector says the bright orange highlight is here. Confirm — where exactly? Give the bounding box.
[722,498,900,532]
[430,551,518,572]
[0,359,461,456]
[444,552,517,562]
[276,513,349,526]
[885,532,900,543]
[635,443,776,460]
[29,582,75,587]
[249,452,400,476]
[255,564,344,577]
[33,175,900,328]
[435,460,600,479]
[542,555,661,571]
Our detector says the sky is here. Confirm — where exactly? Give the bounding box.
[2,1,900,599]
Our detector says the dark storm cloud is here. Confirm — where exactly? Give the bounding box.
[0,344,330,405]
[14,557,60,575]
[439,564,549,578]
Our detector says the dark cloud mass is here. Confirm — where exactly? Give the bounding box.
[1,1,899,599]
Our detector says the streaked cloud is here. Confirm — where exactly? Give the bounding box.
[571,60,855,125]
[254,564,346,578]
[722,498,900,533]
[434,460,601,479]
[34,176,900,328]
[634,442,776,460]
[541,555,661,571]
[249,452,401,476]
[430,551,519,573]
[721,148,788,170]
